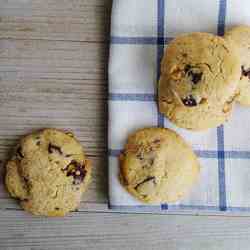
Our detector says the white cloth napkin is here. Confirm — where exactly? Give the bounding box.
[108,0,250,213]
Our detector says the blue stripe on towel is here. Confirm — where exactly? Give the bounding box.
[110,36,173,45]
[216,0,227,211]
[109,93,156,102]
[157,0,165,128]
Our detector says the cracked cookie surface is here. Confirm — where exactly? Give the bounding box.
[225,25,250,106]
[119,128,200,203]
[159,32,241,130]
[5,128,91,216]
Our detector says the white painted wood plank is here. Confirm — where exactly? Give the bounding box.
[0,0,112,42]
[0,39,107,80]
[0,210,250,250]
[0,38,108,207]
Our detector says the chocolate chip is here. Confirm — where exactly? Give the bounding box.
[184,65,202,84]
[48,143,63,155]
[66,132,74,138]
[150,158,155,165]
[136,152,144,160]
[16,147,24,158]
[63,160,86,185]
[182,95,197,107]
[135,176,156,190]
[184,64,191,73]
[23,177,29,184]
[153,139,161,144]
[65,154,72,158]
[241,66,250,79]
[36,141,41,146]
[55,207,60,210]
[188,71,202,84]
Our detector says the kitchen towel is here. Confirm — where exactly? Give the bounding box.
[108,0,250,214]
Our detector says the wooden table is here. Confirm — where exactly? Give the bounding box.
[0,1,250,249]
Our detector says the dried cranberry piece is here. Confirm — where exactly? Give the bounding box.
[63,160,86,185]
[184,64,191,73]
[182,95,197,107]
[188,71,203,84]
[48,143,63,155]
[241,66,250,79]
[135,176,156,190]
[16,147,24,158]
[184,65,203,84]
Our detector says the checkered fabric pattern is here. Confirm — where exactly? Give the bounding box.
[108,0,250,213]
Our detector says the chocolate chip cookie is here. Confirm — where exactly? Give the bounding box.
[5,128,91,216]
[119,128,200,203]
[225,25,250,106]
[159,32,241,130]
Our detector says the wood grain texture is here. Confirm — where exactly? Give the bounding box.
[0,0,111,211]
[1,0,250,250]
[1,210,250,250]
[0,0,111,42]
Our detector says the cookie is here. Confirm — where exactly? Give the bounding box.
[5,128,91,216]
[119,128,200,203]
[225,25,250,106]
[159,32,241,130]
